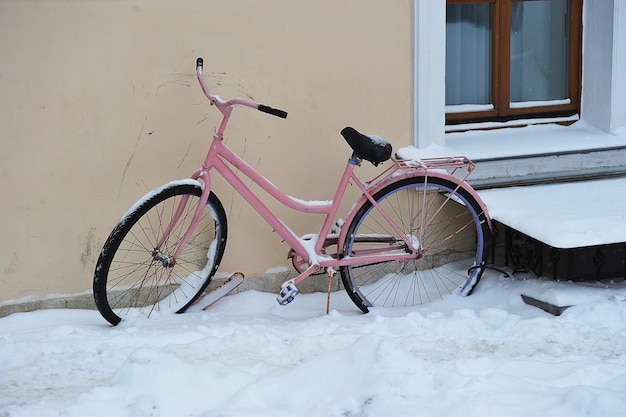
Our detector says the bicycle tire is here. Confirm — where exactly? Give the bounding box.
[340,176,490,312]
[93,183,227,325]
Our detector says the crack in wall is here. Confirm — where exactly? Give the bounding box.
[118,120,145,198]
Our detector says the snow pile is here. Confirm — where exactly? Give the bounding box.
[398,121,626,161]
[1,271,626,417]
[478,177,626,248]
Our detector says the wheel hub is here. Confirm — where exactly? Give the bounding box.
[152,249,175,267]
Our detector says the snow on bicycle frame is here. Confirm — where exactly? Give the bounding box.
[192,58,492,298]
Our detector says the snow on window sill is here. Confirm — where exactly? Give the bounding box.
[445,103,494,113]
[401,119,626,163]
[445,114,579,133]
[509,98,571,109]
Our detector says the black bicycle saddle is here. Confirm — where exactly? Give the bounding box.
[341,126,392,166]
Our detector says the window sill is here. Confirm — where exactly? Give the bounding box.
[400,120,626,187]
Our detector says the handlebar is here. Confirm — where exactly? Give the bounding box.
[196,57,288,119]
[258,104,288,119]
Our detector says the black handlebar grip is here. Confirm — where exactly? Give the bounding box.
[258,104,288,119]
[196,57,203,68]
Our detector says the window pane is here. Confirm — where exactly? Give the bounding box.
[446,3,493,107]
[510,0,571,104]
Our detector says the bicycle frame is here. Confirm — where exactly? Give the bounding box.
[158,59,491,288]
[92,57,497,325]
[189,138,425,285]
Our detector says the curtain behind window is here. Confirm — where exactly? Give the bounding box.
[446,3,493,106]
[510,0,571,104]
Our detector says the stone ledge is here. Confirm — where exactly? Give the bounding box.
[0,295,97,318]
[0,271,341,318]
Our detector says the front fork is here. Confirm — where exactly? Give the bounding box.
[153,171,212,267]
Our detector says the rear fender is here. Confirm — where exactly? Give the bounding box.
[337,171,492,251]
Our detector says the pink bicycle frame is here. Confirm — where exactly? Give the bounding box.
[194,139,423,285]
[160,59,491,288]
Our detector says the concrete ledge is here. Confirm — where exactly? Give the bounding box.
[0,271,342,318]
[0,294,98,318]
[469,146,626,189]
[228,271,343,295]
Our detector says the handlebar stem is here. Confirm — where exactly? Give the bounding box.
[196,58,287,138]
[196,64,263,139]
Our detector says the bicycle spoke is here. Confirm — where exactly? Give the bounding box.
[94,184,227,325]
[341,177,489,311]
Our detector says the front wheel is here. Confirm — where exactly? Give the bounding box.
[340,176,490,312]
[93,183,227,325]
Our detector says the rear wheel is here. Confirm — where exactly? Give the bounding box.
[93,183,227,325]
[340,176,490,312]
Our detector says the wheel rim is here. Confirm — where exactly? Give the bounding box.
[342,178,487,309]
[100,189,224,320]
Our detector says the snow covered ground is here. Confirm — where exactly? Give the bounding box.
[1,271,626,417]
[2,120,625,416]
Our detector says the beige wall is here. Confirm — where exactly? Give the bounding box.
[0,0,413,303]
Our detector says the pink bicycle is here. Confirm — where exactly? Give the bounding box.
[93,58,492,326]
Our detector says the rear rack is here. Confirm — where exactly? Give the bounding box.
[366,155,476,188]
[395,156,475,173]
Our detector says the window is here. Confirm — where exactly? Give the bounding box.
[445,0,582,125]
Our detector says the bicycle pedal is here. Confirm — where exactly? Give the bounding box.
[276,280,299,305]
